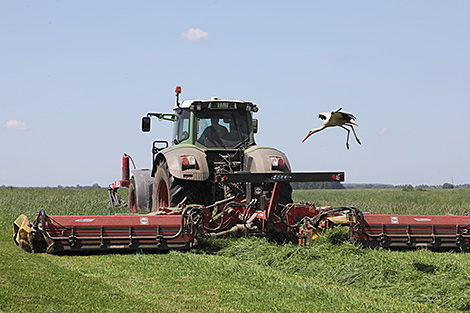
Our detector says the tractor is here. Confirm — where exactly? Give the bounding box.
[129,86,293,213]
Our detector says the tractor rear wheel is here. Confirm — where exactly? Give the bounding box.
[278,182,293,205]
[152,160,206,211]
[265,182,293,206]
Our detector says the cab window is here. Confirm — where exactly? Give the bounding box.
[173,110,190,143]
[196,110,249,148]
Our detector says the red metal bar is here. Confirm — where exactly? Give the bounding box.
[122,154,130,182]
[262,182,281,231]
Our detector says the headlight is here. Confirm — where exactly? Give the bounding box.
[270,156,285,169]
[181,155,197,169]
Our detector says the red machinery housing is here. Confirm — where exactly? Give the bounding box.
[14,207,203,254]
[349,209,470,249]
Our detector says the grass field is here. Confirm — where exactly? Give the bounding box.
[2,187,470,312]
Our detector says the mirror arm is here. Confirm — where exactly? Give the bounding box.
[146,113,178,122]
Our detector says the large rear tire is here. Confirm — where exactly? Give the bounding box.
[152,160,206,211]
[278,182,293,205]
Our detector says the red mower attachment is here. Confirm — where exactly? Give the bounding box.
[349,208,470,250]
[13,207,203,254]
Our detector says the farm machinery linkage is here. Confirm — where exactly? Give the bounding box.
[12,86,470,254]
[13,170,350,253]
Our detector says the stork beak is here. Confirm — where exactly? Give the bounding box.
[302,132,312,143]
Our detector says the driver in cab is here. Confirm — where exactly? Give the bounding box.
[199,117,228,147]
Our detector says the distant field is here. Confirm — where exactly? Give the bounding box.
[1,187,470,312]
[293,188,470,215]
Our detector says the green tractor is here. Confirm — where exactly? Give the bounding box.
[129,86,293,212]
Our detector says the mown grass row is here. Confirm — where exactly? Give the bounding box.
[210,232,470,311]
[1,187,470,312]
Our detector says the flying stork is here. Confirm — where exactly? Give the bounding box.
[302,108,361,149]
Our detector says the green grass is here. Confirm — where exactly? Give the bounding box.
[2,187,470,312]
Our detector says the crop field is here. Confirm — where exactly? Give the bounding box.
[2,187,470,312]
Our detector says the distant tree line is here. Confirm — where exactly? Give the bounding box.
[399,183,470,190]
[291,182,470,190]
[0,184,104,189]
[344,184,395,189]
[291,181,345,190]
[55,183,103,189]
[401,185,427,192]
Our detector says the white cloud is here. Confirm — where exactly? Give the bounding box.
[181,28,209,41]
[3,120,29,130]
[378,127,388,135]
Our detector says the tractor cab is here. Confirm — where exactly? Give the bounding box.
[172,97,258,150]
[142,87,259,151]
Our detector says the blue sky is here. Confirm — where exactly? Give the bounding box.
[1,1,470,187]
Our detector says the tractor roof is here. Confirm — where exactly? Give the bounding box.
[174,97,258,112]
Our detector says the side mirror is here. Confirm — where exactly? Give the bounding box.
[252,119,258,134]
[142,117,151,132]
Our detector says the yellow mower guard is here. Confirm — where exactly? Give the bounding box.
[13,214,32,253]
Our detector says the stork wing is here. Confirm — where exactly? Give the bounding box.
[330,108,357,122]
[330,111,344,121]
[340,112,356,121]
[333,107,342,113]
[318,113,327,120]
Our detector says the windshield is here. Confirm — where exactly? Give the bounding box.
[196,110,250,148]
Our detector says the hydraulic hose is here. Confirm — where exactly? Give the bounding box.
[207,213,259,238]
[124,153,137,169]
[277,204,299,228]
[163,206,204,240]
[347,206,389,239]
[241,199,257,223]
[203,201,244,232]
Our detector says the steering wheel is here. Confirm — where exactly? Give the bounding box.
[200,127,225,147]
